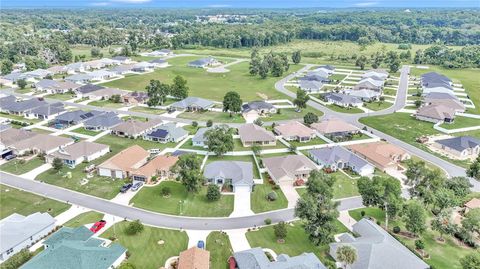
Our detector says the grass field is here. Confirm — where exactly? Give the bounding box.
[89,99,125,108]
[364,101,393,111]
[326,104,364,114]
[70,127,99,136]
[178,111,246,123]
[206,231,233,269]
[71,45,120,61]
[439,116,480,130]
[131,181,234,217]
[288,137,327,147]
[101,56,303,101]
[63,211,104,228]
[251,178,288,213]
[296,171,359,199]
[263,106,323,122]
[44,93,76,101]
[96,135,177,153]
[101,221,188,269]
[128,106,165,115]
[0,157,45,175]
[0,112,40,124]
[0,184,70,219]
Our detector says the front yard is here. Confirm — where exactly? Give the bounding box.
[251,178,288,213]
[178,111,245,124]
[296,171,359,199]
[363,101,393,111]
[0,157,45,175]
[206,231,233,269]
[325,104,364,114]
[63,211,104,228]
[232,138,287,151]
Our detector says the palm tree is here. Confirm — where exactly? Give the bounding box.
[336,245,357,269]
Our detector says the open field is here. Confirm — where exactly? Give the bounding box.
[439,116,480,130]
[89,99,125,108]
[207,231,233,269]
[70,127,99,136]
[101,221,188,269]
[131,181,234,217]
[71,45,120,60]
[251,178,288,213]
[0,184,70,219]
[325,104,364,114]
[128,106,165,115]
[364,101,393,111]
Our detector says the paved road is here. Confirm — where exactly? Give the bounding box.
[0,172,362,230]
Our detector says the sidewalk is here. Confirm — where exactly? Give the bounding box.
[337,210,357,231]
[226,229,251,252]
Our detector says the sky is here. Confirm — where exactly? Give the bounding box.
[1,0,479,8]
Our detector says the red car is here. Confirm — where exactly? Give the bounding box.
[90,220,106,233]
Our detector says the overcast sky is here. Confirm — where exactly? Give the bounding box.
[2,0,479,8]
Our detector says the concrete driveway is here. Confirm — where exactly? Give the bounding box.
[229,187,254,217]
[279,182,300,208]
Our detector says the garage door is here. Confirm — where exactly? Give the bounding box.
[234,185,251,193]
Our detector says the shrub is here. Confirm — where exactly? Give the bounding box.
[360,211,366,217]
[118,262,136,269]
[161,187,171,196]
[191,121,198,128]
[264,218,272,225]
[0,249,33,269]
[267,191,278,201]
[274,221,287,239]
[376,220,381,225]
[393,226,401,234]
[415,239,425,250]
[206,184,221,201]
[125,220,144,235]
[206,119,213,127]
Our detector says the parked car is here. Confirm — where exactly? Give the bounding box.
[90,220,106,233]
[197,240,205,249]
[5,154,16,161]
[120,183,133,193]
[131,182,143,191]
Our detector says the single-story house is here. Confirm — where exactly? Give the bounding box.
[47,65,68,75]
[87,70,116,81]
[263,155,317,184]
[233,247,326,269]
[178,247,210,269]
[2,72,29,83]
[0,95,17,112]
[362,69,389,80]
[53,110,104,127]
[21,226,126,269]
[423,92,465,113]
[111,119,163,138]
[432,136,480,160]
[192,127,211,148]
[421,72,451,88]
[299,79,323,93]
[0,212,56,262]
[415,104,456,124]
[170,97,215,112]
[83,87,128,100]
[348,89,381,101]
[422,86,455,95]
[47,141,110,168]
[241,101,277,117]
[109,64,135,75]
[112,56,132,64]
[26,102,66,120]
[65,73,93,84]
[323,92,363,107]
[7,131,74,155]
[238,123,276,147]
[75,84,105,98]
[348,141,410,171]
[148,58,168,68]
[204,161,254,192]
[143,49,173,57]
[310,118,360,139]
[97,145,150,179]
[65,62,85,74]
[132,62,155,72]
[144,123,188,143]
[131,155,179,184]
[354,77,384,92]
[83,112,123,131]
[330,219,429,269]
[313,65,335,75]
[188,57,220,68]
[1,97,48,115]
[273,121,316,142]
[309,146,375,176]
[35,79,80,94]
[122,91,149,105]
[302,70,330,82]
[24,69,53,80]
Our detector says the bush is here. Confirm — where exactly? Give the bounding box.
[376,220,381,226]
[125,220,144,235]
[206,184,221,201]
[274,221,287,239]
[264,218,272,225]
[191,121,198,128]
[393,226,401,234]
[267,191,278,201]
[161,187,171,197]
[415,239,424,250]
[360,210,366,217]
[118,262,136,269]
[0,249,33,269]
[206,120,213,127]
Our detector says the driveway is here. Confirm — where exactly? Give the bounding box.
[230,187,254,217]
[279,182,300,208]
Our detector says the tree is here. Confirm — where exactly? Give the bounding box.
[274,221,288,240]
[206,184,221,201]
[292,50,301,64]
[0,249,33,269]
[91,47,102,58]
[370,52,384,69]
[293,89,310,109]
[258,60,269,79]
[125,220,144,235]
[251,145,261,156]
[336,245,357,269]
[253,118,263,126]
[17,79,27,89]
[461,252,480,269]
[270,56,285,77]
[303,112,318,126]
[295,170,339,245]
[462,208,480,235]
[223,91,243,114]
[110,94,121,103]
[52,157,63,171]
[118,263,136,269]
[404,200,426,236]
[446,177,471,197]
[414,49,424,64]
[146,79,170,107]
[467,154,480,180]
[431,209,456,241]
[355,55,368,70]
[204,125,234,156]
[433,187,458,212]
[172,153,203,192]
[206,119,213,127]
[1,59,13,74]
[170,75,189,99]
[249,48,261,75]
[385,51,401,73]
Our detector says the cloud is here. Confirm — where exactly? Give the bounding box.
[90,1,110,6]
[354,1,379,7]
[109,0,152,3]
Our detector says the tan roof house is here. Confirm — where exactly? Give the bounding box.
[97,145,149,179]
[47,141,110,168]
[415,104,456,124]
[111,119,163,138]
[274,121,316,142]
[177,247,210,269]
[131,155,179,184]
[465,198,480,213]
[263,155,317,184]
[1,129,74,155]
[311,118,359,139]
[238,123,276,147]
[348,141,410,171]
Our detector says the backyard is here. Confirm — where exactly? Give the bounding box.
[206,231,233,269]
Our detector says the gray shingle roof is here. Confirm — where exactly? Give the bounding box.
[54,110,104,124]
[146,122,188,140]
[76,84,105,94]
[242,101,275,113]
[324,92,362,105]
[2,98,48,113]
[84,112,122,128]
[309,146,373,170]
[234,247,326,269]
[204,161,254,187]
[188,57,217,67]
[170,97,214,110]
[299,80,323,91]
[436,136,480,152]
[30,102,66,117]
[192,127,211,144]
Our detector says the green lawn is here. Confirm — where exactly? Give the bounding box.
[326,104,364,114]
[0,157,45,175]
[95,135,177,153]
[440,116,480,130]
[129,106,165,115]
[0,112,40,124]
[44,93,76,101]
[206,155,260,178]
[180,138,205,150]
[183,125,199,135]
[207,231,233,269]
[263,107,323,122]
[0,184,70,219]
[296,171,359,199]
[383,88,397,96]
[100,221,188,269]
[251,178,288,213]
[178,111,245,124]
[330,74,347,81]
[63,211,104,228]
[71,44,119,60]
[363,101,393,111]
[288,137,327,147]
[130,181,234,217]
[70,127,99,136]
[101,56,303,101]
[89,99,125,108]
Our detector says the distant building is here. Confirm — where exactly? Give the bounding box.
[348,141,410,171]
[188,57,220,68]
[170,97,215,112]
[47,141,110,168]
[97,145,149,179]
[323,92,363,107]
[273,121,316,142]
[432,136,480,160]
[131,155,179,184]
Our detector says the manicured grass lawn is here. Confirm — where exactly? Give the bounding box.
[63,211,104,228]
[130,181,234,217]
[95,134,177,153]
[0,112,40,124]
[326,104,364,114]
[101,56,303,101]
[179,138,205,150]
[183,125,199,135]
[15,87,33,94]
[363,101,393,111]
[288,137,327,147]
[263,107,323,122]
[232,138,287,151]
[0,184,70,219]
[296,171,359,199]
[383,88,397,96]
[89,99,125,108]
[178,111,245,124]
[129,106,165,115]
[206,154,260,178]
[330,74,347,81]
[0,157,45,175]
[246,220,348,263]
[70,127,99,136]
[45,93,76,101]
[349,207,386,222]
[206,231,233,269]
[251,178,288,213]
[440,116,480,130]
[71,45,118,60]
[101,221,188,269]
